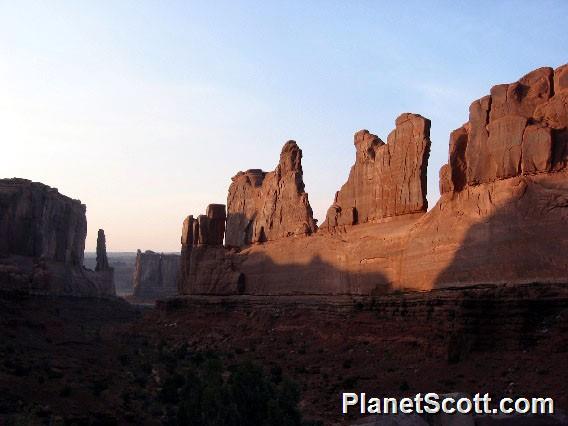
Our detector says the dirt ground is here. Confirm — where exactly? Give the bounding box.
[1,284,568,425]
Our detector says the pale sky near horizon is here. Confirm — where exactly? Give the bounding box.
[1,1,567,252]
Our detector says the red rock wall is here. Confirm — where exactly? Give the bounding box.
[440,65,568,194]
[0,178,87,264]
[0,179,115,296]
[179,204,242,294]
[180,64,568,296]
[225,141,317,248]
[322,113,431,228]
[133,250,180,300]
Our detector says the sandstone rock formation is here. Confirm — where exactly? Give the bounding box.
[440,65,567,193]
[0,178,87,264]
[179,64,568,296]
[95,229,110,271]
[322,113,431,228]
[0,178,115,296]
[83,252,135,295]
[225,141,317,248]
[415,63,568,289]
[179,204,242,295]
[132,250,180,300]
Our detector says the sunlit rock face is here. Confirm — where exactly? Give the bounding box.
[225,141,317,248]
[179,64,568,296]
[0,178,115,296]
[322,113,431,229]
[440,65,568,193]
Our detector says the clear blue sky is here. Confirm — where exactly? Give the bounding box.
[1,1,566,251]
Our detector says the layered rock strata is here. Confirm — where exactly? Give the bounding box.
[132,250,180,300]
[225,141,317,248]
[0,179,115,296]
[179,64,568,295]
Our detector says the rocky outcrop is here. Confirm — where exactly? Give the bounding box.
[0,178,86,264]
[179,204,242,294]
[322,114,431,229]
[132,250,180,300]
[225,141,317,248]
[83,252,135,296]
[440,65,567,193]
[179,64,568,296]
[413,63,568,290]
[0,178,115,296]
[92,228,114,294]
[95,229,110,271]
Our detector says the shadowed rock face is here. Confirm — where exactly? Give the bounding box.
[322,113,431,229]
[95,229,110,271]
[225,141,317,248]
[179,204,241,295]
[0,179,115,296]
[133,250,180,300]
[0,178,86,264]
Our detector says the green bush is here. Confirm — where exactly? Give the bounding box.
[171,359,303,426]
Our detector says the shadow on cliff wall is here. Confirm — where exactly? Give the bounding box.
[238,250,392,296]
[432,182,568,289]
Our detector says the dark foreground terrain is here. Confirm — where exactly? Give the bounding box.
[1,284,568,425]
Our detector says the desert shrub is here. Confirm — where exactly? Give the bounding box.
[171,358,303,426]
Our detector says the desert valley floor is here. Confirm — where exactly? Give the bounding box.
[2,283,568,425]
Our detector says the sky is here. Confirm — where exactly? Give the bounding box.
[1,1,567,252]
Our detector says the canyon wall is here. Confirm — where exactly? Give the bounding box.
[0,178,87,264]
[405,64,568,289]
[0,179,115,296]
[132,250,180,300]
[179,64,568,296]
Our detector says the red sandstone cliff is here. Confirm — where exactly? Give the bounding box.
[322,113,431,228]
[406,63,568,289]
[439,65,567,193]
[225,141,317,248]
[179,204,242,294]
[178,64,568,296]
